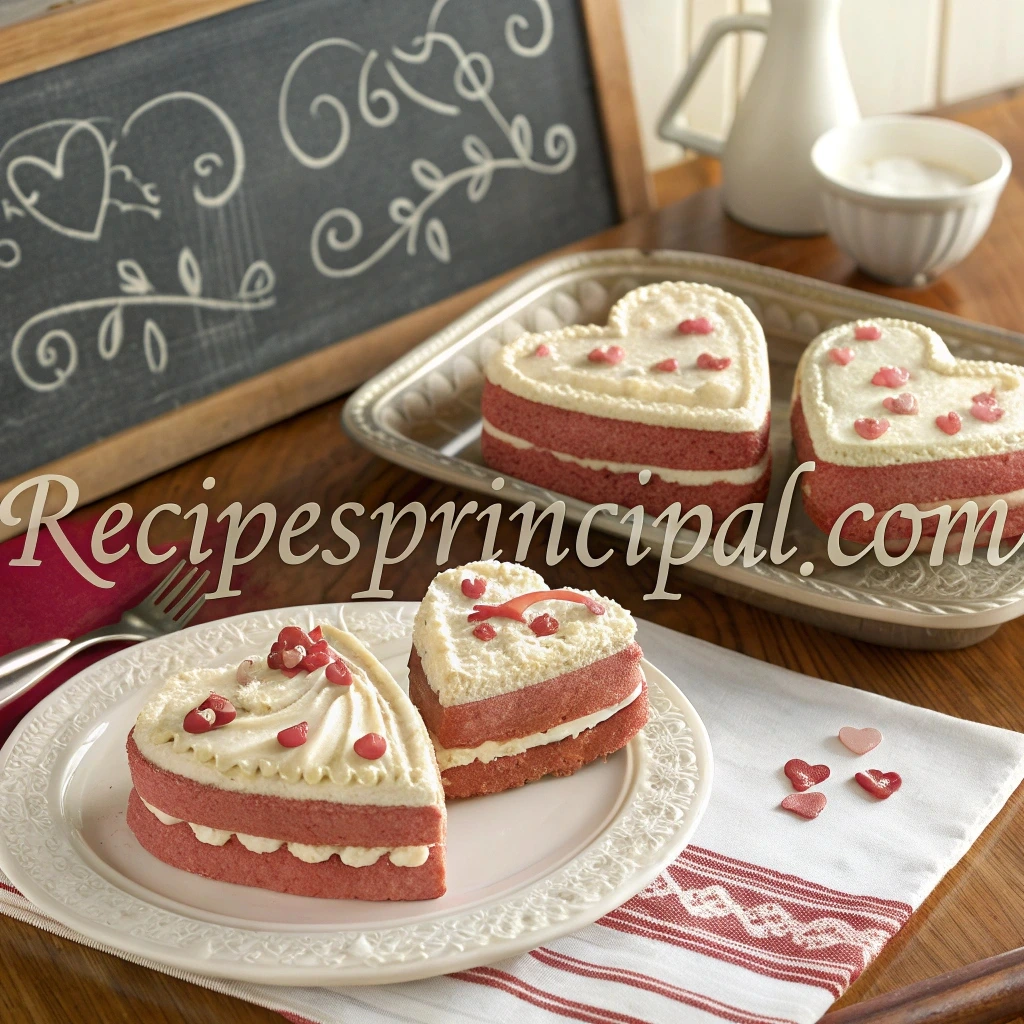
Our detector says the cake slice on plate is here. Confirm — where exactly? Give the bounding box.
[409,560,648,799]
[481,281,771,520]
[127,624,446,900]
[792,317,1024,550]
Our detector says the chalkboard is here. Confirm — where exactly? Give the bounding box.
[0,0,637,483]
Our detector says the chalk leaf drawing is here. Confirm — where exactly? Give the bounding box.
[278,0,575,278]
[10,249,277,392]
[0,91,245,265]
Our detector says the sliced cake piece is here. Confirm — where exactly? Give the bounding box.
[481,281,771,521]
[410,560,648,799]
[792,317,1024,550]
[127,624,446,901]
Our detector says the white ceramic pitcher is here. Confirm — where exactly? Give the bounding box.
[658,0,860,235]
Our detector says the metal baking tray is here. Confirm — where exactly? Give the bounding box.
[343,249,1024,649]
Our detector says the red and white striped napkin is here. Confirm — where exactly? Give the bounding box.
[3,619,1024,1024]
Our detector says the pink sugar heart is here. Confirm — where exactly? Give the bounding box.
[654,357,678,372]
[839,726,882,755]
[534,343,551,357]
[784,758,830,792]
[882,392,918,416]
[696,352,731,371]
[855,769,902,800]
[971,402,1004,423]
[781,792,827,820]
[678,316,715,335]
[588,345,626,365]
[936,411,962,435]
[854,417,889,440]
[829,347,855,366]
[871,365,911,388]
[854,324,882,341]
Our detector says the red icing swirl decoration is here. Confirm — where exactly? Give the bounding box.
[468,590,605,634]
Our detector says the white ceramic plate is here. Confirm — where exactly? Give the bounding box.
[0,602,711,987]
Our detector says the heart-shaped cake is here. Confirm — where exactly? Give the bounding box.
[792,318,1024,547]
[481,282,771,520]
[410,560,647,799]
[127,624,446,901]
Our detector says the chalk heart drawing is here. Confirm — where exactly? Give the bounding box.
[278,0,575,279]
[10,248,277,393]
[7,120,111,242]
[0,92,245,263]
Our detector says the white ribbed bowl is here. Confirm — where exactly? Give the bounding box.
[811,115,1011,286]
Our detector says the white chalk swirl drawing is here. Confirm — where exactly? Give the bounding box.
[11,250,276,392]
[2,91,276,392]
[278,0,574,278]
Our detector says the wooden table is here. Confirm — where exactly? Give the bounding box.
[5,94,1024,1024]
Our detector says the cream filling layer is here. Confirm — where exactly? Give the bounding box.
[433,681,643,770]
[140,798,430,867]
[482,419,768,486]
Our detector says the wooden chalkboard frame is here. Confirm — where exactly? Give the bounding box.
[0,0,653,537]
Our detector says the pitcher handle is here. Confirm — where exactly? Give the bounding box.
[658,13,770,158]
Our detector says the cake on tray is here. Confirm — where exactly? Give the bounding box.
[127,623,446,901]
[792,317,1024,550]
[481,281,772,521]
[409,560,648,799]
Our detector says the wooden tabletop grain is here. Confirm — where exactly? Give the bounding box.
[5,94,1024,1024]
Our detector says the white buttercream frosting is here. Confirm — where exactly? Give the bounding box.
[412,560,636,707]
[133,625,443,807]
[433,681,643,769]
[481,418,770,485]
[485,282,770,432]
[797,318,1024,467]
[139,798,429,866]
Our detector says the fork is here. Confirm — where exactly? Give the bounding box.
[0,559,211,712]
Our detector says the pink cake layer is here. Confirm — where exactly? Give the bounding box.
[792,399,1024,543]
[441,681,649,799]
[408,642,644,749]
[482,382,770,470]
[126,789,446,901]
[127,732,444,848]
[481,431,771,521]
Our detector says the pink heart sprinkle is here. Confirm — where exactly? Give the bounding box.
[839,726,882,755]
[829,347,855,366]
[855,769,902,800]
[678,316,714,335]
[854,324,882,341]
[784,758,830,792]
[654,357,679,372]
[882,392,918,416]
[854,417,889,440]
[936,411,962,435]
[971,402,1004,422]
[781,792,827,820]
[534,343,551,357]
[461,576,487,599]
[973,390,998,406]
[588,345,626,365]
[281,646,305,669]
[697,352,731,371]
[871,366,911,388]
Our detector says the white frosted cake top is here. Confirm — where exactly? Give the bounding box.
[412,560,636,707]
[485,282,770,433]
[797,318,1024,467]
[133,625,443,807]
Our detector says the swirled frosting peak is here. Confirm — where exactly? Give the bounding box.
[133,625,443,807]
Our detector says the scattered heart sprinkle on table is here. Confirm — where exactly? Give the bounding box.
[784,758,830,791]
[781,792,827,819]
[855,769,902,800]
[839,726,882,755]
